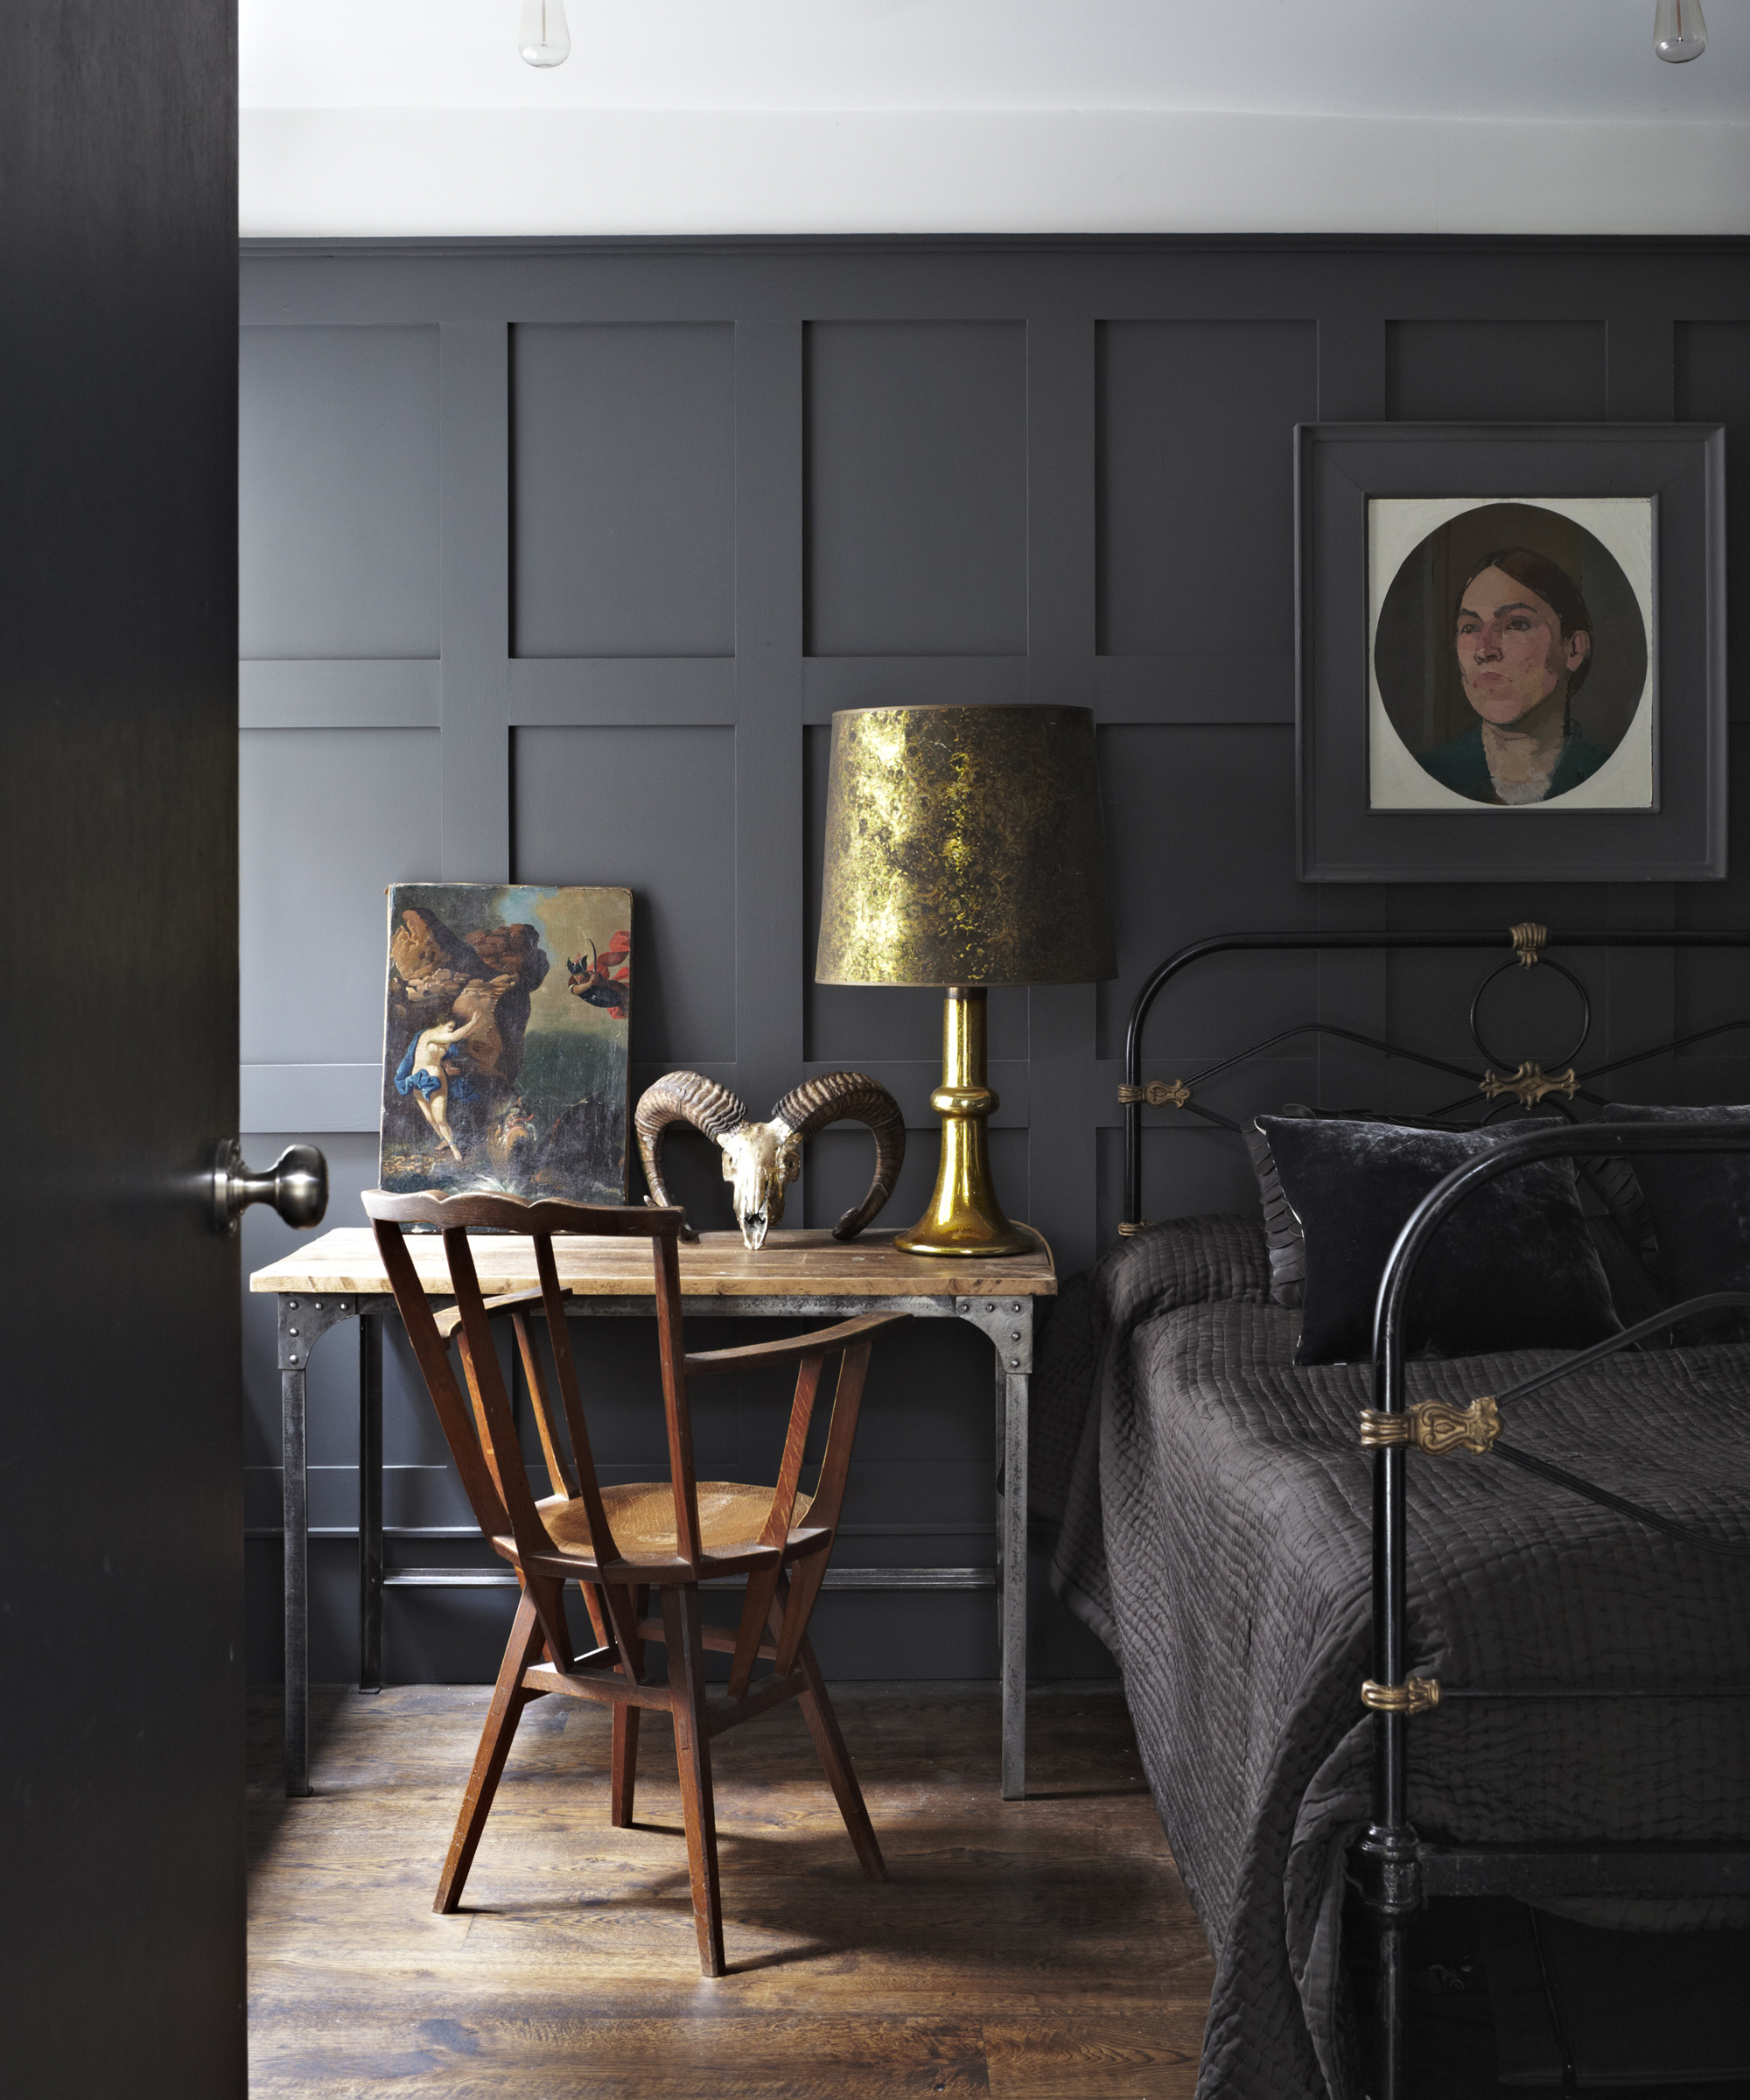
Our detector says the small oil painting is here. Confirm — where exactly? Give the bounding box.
[379,884,632,1201]
[1369,497,1654,813]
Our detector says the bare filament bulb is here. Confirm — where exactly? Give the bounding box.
[520,0,571,67]
[1655,0,1707,62]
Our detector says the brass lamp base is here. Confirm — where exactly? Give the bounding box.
[895,986,1034,1257]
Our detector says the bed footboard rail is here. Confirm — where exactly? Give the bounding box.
[1360,1121,1750,2100]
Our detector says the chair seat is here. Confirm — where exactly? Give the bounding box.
[538,1480,814,1558]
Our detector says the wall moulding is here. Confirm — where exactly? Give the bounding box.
[238,111,1750,243]
[506,657,737,726]
[241,659,442,730]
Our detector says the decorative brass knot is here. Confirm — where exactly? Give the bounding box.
[1362,1677,1441,1717]
[1480,1061,1578,1108]
[1360,1396,1502,1455]
[1116,1220,1155,1237]
[1509,920,1548,969]
[1117,1080,1193,1109]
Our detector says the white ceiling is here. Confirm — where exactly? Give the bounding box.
[242,0,1747,122]
[238,2,1750,238]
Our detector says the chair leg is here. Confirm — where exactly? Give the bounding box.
[792,1628,887,1883]
[610,1585,648,1829]
[434,1586,546,1914]
[662,1584,726,1977]
[611,1705,641,1830]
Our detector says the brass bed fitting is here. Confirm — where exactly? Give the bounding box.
[1116,1079,1193,1109]
[1360,1396,1502,1456]
[1362,1677,1441,1717]
[1479,1061,1578,1108]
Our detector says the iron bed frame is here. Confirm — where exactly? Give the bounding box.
[1119,925,1750,2100]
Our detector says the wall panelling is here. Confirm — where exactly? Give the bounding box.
[241,234,1750,1685]
[240,324,441,659]
[512,322,737,658]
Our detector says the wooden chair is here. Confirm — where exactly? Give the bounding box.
[360,1187,906,1976]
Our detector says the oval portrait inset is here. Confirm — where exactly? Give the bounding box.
[1368,498,1653,812]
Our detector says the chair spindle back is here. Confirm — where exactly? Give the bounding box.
[362,1189,696,1572]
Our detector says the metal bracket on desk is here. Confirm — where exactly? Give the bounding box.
[951,1294,1035,1373]
[278,1292,358,1371]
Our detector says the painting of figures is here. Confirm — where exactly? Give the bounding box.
[379,883,632,1201]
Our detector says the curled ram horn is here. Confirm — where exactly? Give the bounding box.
[768,1071,906,1242]
[634,1071,747,1241]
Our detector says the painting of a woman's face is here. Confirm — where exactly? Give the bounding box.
[1453,564,1590,727]
[1370,498,1651,816]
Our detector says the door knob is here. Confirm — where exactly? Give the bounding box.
[212,1138,328,1236]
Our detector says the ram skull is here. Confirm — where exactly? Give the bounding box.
[634,1070,905,1250]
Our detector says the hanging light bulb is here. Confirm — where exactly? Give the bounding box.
[1654,0,1707,62]
[520,0,570,67]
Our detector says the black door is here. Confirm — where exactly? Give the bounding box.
[2,4,246,2094]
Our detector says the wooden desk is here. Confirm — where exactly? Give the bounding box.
[250,1226,1056,1802]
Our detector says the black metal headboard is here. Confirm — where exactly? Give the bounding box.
[1119,922,1750,1237]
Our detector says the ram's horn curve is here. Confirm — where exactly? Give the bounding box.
[634,1071,747,1240]
[768,1071,906,1242]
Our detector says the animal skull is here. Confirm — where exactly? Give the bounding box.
[717,1121,803,1250]
[634,1070,905,1250]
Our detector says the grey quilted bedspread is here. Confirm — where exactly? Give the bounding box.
[1036,1216,1750,2100]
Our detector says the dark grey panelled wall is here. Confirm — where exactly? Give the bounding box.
[239,236,1750,1686]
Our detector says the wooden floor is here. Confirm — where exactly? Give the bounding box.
[248,1681,1214,2098]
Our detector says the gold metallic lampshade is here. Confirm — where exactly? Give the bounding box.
[816,704,1116,988]
[816,704,1116,1257]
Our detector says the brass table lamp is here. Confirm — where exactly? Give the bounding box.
[816,704,1116,1256]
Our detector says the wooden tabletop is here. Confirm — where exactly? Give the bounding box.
[249,1225,1056,1300]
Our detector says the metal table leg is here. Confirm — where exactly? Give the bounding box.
[281,1353,309,1798]
[358,1314,383,1693]
[999,1356,1030,1801]
[278,1291,357,1797]
[959,1294,1032,1801]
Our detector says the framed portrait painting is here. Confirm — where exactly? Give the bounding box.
[1296,423,1725,882]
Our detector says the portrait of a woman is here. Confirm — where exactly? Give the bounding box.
[1417,547,1605,806]
[1368,497,1651,816]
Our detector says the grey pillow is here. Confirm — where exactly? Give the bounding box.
[1571,1149,1665,1331]
[1248,1107,1665,1330]
[1257,1114,1621,1366]
[1243,1109,1312,1307]
[1243,1105,1403,1310]
[1595,1104,1750,1340]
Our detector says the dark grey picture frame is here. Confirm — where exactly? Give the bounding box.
[1296,421,1726,883]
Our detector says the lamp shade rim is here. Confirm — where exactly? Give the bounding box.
[826,701,1095,721]
[815,970,1117,987]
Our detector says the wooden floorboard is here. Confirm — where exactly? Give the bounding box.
[248,1682,1213,2097]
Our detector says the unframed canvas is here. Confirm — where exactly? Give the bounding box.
[379,883,632,1202]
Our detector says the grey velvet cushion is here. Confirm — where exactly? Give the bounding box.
[1574,1149,1666,1330]
[1596,1103,1750,1340]
[1242,1108,1315,1307]
[1242,1104,1395,1308]
[1248,1107,1664,1328]
[1256,1113,1621,1365]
